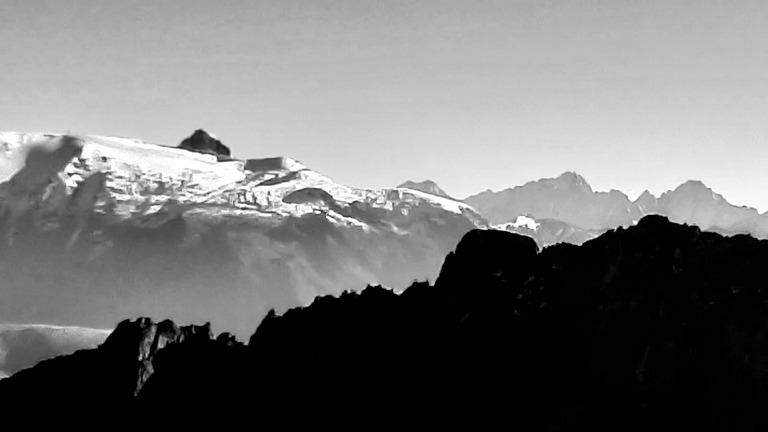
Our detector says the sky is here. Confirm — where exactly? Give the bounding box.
[0,0,766,209]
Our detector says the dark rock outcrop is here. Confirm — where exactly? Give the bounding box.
[177,129,232,160]
[0,317,239,409]
[4,215,768,430]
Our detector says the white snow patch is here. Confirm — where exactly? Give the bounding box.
[511,215,540,230]
[496,215,540,231]
[622,189,642,202]
[326,209,370,231]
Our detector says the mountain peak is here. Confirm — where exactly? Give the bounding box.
[558,170,583,180]
[678,179,710,190]
[634,190,658,209]
[669,180,720,200]
[548,171,592,192]
[657,180,736,215]
[193,128,217,138]
[397,179,452,199]
[637,189,654,199]
[178,129,231,160]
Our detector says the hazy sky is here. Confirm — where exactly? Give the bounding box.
[1,1,766,209]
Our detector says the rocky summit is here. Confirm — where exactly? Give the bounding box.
[177,129,232,160]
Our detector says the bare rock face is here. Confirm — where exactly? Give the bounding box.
[100,318,220,395]
[0,317,230,408]
[177,129,232,160]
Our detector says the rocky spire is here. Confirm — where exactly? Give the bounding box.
[177,129,232,160]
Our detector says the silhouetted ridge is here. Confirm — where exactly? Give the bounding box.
[437,228,538,306]
[4,215,768,430]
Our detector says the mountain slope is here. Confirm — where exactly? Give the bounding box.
[397,179,453,199]
[658,180,768,233]
[465,172,643,230]
[0,131,485,339]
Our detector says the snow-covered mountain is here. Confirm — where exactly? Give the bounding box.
[0,131,485,339]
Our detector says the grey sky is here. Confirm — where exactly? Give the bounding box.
[1,1,766,209]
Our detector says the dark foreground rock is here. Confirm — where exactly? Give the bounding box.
[3,215,768,430]
[177,129,232,160]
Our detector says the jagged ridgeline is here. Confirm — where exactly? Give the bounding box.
[4,215,768,431]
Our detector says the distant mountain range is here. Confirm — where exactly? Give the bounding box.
[464,171,768,243]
